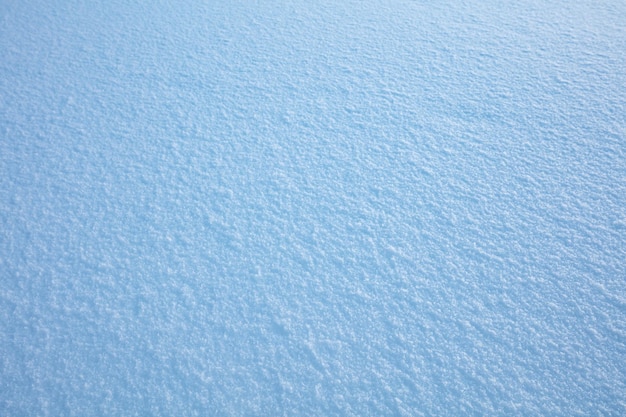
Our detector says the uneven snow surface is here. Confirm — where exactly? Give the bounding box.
[2,0,626,415]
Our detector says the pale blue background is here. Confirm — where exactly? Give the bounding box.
[1,0,625,415]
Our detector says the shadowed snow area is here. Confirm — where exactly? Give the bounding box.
[1,0,625,415]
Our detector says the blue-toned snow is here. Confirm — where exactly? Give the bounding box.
[1,0,626,415]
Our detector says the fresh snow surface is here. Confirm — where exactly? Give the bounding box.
[1,0,626,415]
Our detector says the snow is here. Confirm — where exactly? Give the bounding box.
[1,0,626,415]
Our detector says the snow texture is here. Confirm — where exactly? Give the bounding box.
[1,0,626,415]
